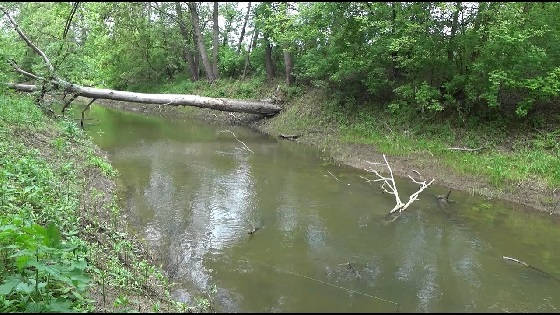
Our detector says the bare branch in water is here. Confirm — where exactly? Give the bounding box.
[218,130,254,153]
[361,154,434,214]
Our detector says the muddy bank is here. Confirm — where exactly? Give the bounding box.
[83,97,559,216]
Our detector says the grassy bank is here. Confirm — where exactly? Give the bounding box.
[137,76,560,213]
[0,92,208,312]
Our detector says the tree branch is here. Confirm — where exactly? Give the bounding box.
[362,154,434,214]
[8,59,45,81]
[218,130,254,153]
[0,6,55,73]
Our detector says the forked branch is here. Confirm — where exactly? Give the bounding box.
[361,154,434,214]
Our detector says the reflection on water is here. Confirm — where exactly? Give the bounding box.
[83,105,560,312]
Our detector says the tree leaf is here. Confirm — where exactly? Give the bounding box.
[0,277,21,296]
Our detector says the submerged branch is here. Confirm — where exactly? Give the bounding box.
[502,256,560,282]
[80,98,97,129]
[219,130,254,153]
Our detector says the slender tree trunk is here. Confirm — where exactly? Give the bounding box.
[242,28,258,79]
[237,2,252,53]
[283,49,293,85]
[448,2,460,64]
[187,2,215,82]
[175,3,199,81]
[264,36,275,82]
[212,2,219,80]
[222,20,231,46]
[390,2,400,81]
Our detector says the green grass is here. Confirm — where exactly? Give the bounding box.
[337,106,560,189]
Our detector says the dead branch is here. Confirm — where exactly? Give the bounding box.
[61,93,79,115]
[219,130,254,153]
[362,154,434,214]
[62,2,79,40]
[447,146,486,152]
[279,134,300,140]
[327,170,340,182]
[8,59,45,81]
[502,256,560,282]
[80,98,97,129]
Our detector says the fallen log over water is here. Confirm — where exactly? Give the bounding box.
[7,83,282,116]
[1,6,281,116]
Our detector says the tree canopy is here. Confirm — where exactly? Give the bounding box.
[2,2,559,120]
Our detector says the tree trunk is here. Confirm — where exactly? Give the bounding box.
[187,2,215,82]
[212,2,219,80]
[237,2,252,53]
[175,2,199,81]
[242,29,258,79]
[283,49,294,85]
[222,19,231,46]
[447,2,460,64]
[9,83,281,115]
[264,36,275,82]
[389,2,400,81]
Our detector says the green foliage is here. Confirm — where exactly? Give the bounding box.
[218,45,245,77]
[0,94,44,128]
[3,2,560,122]
[87,154,118,177]
[0,96,92,312]
[0,94,190,312]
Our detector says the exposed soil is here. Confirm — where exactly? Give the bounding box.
[84,98,560,216]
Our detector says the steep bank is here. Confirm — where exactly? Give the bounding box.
[0,92,208,312]
[87,78,559,215]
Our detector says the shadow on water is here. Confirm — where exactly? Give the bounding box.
[79,104,560,312]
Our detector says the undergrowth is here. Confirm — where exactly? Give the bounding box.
[0,92,207,312]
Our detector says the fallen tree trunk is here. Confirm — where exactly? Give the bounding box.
[0,6,281,116]
[7,83,282,116]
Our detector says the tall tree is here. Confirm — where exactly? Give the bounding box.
[242,28,258,78]
[237,2,252,53]
[212,2,219,80]
[174,2,198,81]
[264,36,275,82]
[187,2,215,82]
[283,49,293,85]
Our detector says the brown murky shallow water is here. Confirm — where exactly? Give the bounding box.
[83,104,560,312]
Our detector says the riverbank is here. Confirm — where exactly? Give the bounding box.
[97,77,559,215]
[0,92,208,312]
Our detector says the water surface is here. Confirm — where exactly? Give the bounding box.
[83,105,560,312]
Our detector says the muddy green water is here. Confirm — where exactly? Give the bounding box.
[83,105,560,312]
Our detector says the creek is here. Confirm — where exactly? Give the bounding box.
[82,104,560,312]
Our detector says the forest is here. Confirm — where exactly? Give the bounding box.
[2,2,559,120]
[1,2,560,313]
